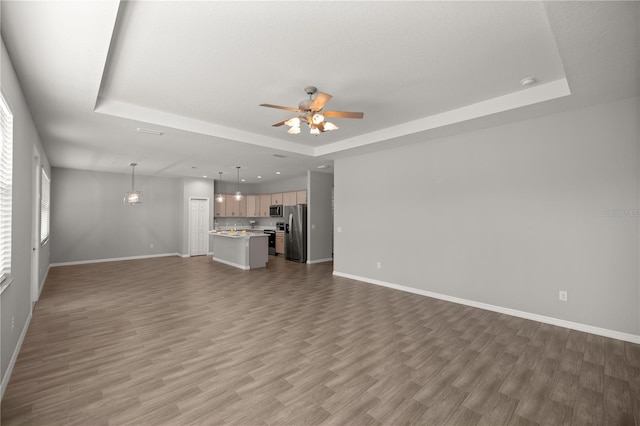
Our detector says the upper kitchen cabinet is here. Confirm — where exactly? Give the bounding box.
[271,193,283,205]
[226,196,247,217]
[260,194,272,217]
[214,197,227,217]
[246,195,260,217]
[296,190,307,204]
[283,191,297,206]
[284,190,307,206]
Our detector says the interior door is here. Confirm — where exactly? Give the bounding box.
[189,198,209,256]
[31,150,41,307]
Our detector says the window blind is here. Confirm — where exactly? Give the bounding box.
[40,169,50,243]
[0,93,13,284]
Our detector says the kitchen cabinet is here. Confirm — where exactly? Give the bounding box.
[296,190,307,204]
[275,231,285,254]
[260,194,272,217]
[283,191,297,206]
[226,196,247,217]
[271,193,283,205]
[214,197,226,217]
[246,195,260,217]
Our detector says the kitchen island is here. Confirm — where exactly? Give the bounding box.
[209,231,269,270]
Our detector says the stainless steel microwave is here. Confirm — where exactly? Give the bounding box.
[269,205,283,217]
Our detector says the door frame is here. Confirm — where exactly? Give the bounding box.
[30,148,41,308]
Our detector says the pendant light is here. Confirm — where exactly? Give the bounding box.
[215,171,225,203]
[234,166,242,201]
[124,163,142,204]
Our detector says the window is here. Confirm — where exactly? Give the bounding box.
[0,93,13,285]
[40,169,50,244]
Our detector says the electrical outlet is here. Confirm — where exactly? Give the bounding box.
[376,262,382,269]
[149,243,154,249]
[559,290,568,302]
[11,316,15,333]
[337,227,343,233]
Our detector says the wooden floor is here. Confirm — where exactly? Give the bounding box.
[2,255,639,425]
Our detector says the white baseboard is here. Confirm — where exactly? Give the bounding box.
[1,311,32,400]
[307,258,333,264]
[332,271,640,344]
[38,264,50,297]
[50,253,181,267]
[212,257,249,270]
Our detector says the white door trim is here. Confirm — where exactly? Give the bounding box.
[31,148,41,308]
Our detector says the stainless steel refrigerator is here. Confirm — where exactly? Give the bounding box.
[285,204,307,263]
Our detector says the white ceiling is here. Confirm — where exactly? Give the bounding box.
[1,1,638,183]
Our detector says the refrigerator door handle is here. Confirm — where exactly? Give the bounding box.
[287,213,293,234]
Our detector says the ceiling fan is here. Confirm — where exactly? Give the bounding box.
[260,86,364,135]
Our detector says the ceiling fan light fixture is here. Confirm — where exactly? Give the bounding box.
[323,122,338,131]
[284,117,300,127]
[260,86,363,135]
[312,113,324,125]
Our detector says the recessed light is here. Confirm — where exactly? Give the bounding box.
[317,165,330,169]
[136,127,164,136]
[202,175,207,178]
[257,176,262,179]
[241,179,246,182]
[276,171,281,175]
[520,77,536,86]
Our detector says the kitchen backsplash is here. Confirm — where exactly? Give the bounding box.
[213,217,280,228]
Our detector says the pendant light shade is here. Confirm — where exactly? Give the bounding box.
[215,171,225,203]
[234,166,242,201]
[124,163,142,204]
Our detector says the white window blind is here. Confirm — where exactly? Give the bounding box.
[0,93,13,284]
[40,169,50,243]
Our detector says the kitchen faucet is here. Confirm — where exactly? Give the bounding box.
[234,220,244,230]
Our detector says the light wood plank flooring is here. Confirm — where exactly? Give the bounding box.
[2,255,639,425]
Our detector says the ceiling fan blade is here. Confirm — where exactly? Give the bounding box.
[272,120,288,127]
[323,110,364,119]
[308,92,332,111]
[259,103,302,113]
[317,122,326,132]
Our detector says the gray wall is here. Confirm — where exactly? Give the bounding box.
[1,39,51,389]
[334,96,640,337]
[258,175,307,194]
[51,168,181,263]
[308,171,333,262]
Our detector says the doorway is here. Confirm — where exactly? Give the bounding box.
[189,198,209,256]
